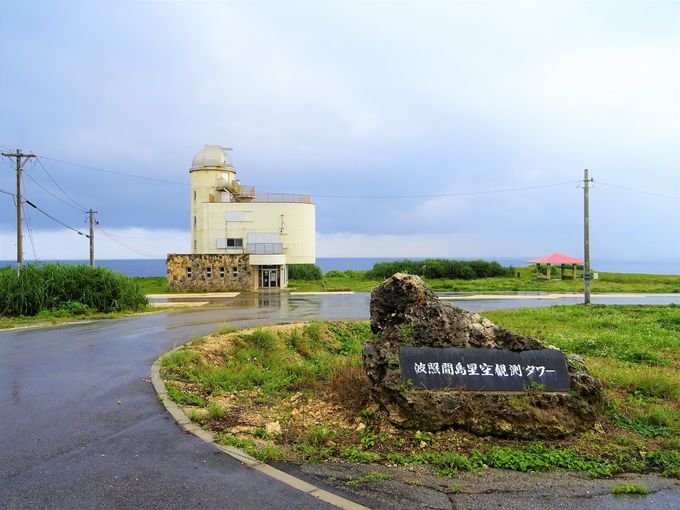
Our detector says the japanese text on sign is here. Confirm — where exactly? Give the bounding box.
[399,347,570,392]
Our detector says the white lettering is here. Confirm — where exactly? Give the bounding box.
[428,362,441,375]
[509,364,522,377]
[480,363,494,376]
[494,364,509,377]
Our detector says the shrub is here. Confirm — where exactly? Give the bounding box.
[365,259,513,280]
[327,361,372,414]
[288,264,322,280]
[0,263,147,316]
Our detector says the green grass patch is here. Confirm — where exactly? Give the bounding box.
[166,384,206,407]
[346,470,391,487]
[644,450,680,478]
[610,484,649,495]
[289,267,680,293]
[483,305,680,367]
[133,276,168,294]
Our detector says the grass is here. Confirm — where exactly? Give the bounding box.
[0,306,157,330]
[346,470,391,487]
[610,484,649,495]
[160,306,680,480]
[134,276,168,294]
[0,263,147,316]
[287,267,680,293]
[483,305,679,367]
[134,267,680,294]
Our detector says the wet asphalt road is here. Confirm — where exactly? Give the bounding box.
[1,293,679,509]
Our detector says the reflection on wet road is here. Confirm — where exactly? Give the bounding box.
[1,291,678,509]
[155,291,680,330]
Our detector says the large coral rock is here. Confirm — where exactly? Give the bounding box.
[362,274,605,437]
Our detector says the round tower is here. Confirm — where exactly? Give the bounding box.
[190,145,235,253]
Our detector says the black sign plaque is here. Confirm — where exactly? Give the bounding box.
[399,347,570,392]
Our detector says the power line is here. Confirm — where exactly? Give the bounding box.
[0,187,16,197]
[22,201,38,259]
[38,155,187,186]
[308,181,581,199]
[23,166,86,212]
[35,157,88,210]
[5,143,678,202]
[98,225,165,258]
[24,199,89,238]
[597,181,680,201]
[98,229,183,240]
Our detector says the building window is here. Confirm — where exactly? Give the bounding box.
[193,190,196,200]
[217,237,244,249]
[232,266,238,277]
[186,267,192,278]
[206,267,212,279]
[193,240,197,250]
[193,215,197,226]
[219,267,225,279]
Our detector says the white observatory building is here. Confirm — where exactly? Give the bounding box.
[166,145,316,290]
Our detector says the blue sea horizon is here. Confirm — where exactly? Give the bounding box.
[1,257,678,277]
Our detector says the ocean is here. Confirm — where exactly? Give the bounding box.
[1,257,678,277]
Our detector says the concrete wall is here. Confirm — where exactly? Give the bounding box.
[167,253,255,291]
[191,199,315,264]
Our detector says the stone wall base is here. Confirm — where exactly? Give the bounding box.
[167,254,255,291]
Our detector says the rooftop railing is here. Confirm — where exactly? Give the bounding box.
[251,192,311,204]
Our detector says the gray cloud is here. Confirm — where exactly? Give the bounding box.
[1,0,678,260]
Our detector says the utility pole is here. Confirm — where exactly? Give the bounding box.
[2,149,35,273]
[583,168,593,305]
[88,208,97,267]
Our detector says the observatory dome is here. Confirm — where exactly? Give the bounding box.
[191,145,233,170]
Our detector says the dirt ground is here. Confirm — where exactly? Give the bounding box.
[276,461,680,510]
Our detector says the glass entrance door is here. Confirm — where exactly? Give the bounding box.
[259,267,280,288]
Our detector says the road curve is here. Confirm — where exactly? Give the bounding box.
[2,293,679,509]
[0,295,368,509]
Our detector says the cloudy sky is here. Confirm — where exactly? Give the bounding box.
[1,0,678,262]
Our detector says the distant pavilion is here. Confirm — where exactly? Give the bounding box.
[527,252,584,280]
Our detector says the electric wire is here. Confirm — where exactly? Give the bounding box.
[5,143,679,201]
[22,201,38,259]
[23,166,86,212]
[307,181,581,199]
[38,155,187,186]
[24,199,89,238]
[597,181,680,201]
[35,157,88,210]
[99,230,183,240]
[21,176,38,259]
[98,225,166,258]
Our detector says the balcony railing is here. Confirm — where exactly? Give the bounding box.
[247,243,283,255]
[251,192,311,204]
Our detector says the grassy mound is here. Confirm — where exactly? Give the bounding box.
[0,263,148,316]
[160,307,680,479]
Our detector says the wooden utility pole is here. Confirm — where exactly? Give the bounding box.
[2,149,35,273]
[88,209,97,267]
[583,168,593,305]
